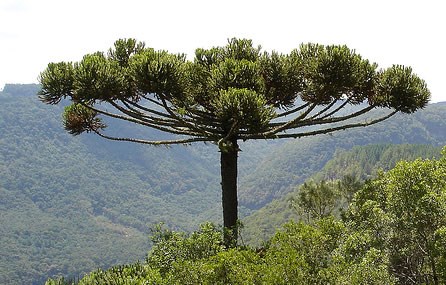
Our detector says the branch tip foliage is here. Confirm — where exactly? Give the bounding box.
[38,38,430,146]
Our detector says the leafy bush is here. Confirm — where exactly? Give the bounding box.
[346,148,446,284]
[147,222,224,276]
[46,263,164,285]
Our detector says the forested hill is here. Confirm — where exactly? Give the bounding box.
[242,143,444,245]
[1,84,446,284]
[0,84,223,284]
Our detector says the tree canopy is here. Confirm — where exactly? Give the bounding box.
[39,38,429,144]
[38,38,430,246]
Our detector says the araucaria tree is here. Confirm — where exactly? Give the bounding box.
[38,38,429,247]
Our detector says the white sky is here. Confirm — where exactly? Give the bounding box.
[1,0,445,102]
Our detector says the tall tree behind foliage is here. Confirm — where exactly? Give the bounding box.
[38,38,429,246]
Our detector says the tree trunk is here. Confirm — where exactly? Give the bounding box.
[220,139,239,248]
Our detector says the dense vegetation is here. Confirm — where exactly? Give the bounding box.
[1,84,446,283]
[47,148,446,284]
[242,144,443,245]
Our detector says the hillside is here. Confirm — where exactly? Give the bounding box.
[0,84,223,284]
[0,84,289,284]
[241,144,444,245]
[1,84,446,283]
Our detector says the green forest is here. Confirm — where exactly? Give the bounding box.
[47,148,446,284]
[1,84,446,284]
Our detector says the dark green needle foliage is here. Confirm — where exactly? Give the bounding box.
[39,38,430,246]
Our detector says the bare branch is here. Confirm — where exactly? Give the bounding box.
[308,99,339,120]
[122,98,175,120]
[93,129,214,145]
[222,120,239,142]
[109,100,179,127]
[293,105,376,128]
[244,110,397,140]
[276,102,311,118]
[184,107,219,124]
[158,95,216,137]
[140,93,166,108]
[319,96,353,119]
[82,103,201,137]
[261,103,317,137]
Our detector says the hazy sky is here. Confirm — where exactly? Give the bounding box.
[1,0,445,102]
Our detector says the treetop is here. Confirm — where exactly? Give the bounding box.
[38,38,430,147]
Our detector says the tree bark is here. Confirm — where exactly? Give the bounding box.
[220,139,239,248]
